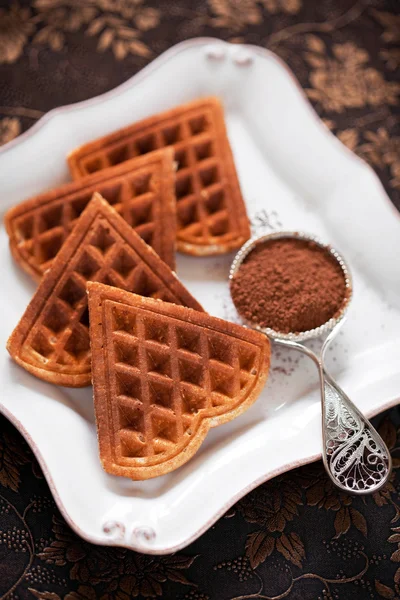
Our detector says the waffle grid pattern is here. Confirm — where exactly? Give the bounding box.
[106,303,260,462]
[7,153,175,279]
[70,101,247,250]
[21,215,180,375]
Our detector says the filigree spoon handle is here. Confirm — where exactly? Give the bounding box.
[275,337,391,494]
[320,367,391,494]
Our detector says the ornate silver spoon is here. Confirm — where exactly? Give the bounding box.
[229,231,391,495]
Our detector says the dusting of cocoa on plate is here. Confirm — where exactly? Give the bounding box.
[230,237,348,333]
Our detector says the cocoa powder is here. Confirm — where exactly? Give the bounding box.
[230,237,347,333]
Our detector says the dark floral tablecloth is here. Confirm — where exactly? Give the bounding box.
[0,1,399,598]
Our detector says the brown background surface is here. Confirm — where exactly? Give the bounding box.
[0,1,399,598]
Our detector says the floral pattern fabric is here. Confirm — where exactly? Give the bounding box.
[0,0,399,598]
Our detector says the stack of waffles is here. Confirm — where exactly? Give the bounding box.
[6,97,270,479]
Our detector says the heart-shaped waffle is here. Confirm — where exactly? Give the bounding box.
[87,283,270,479]
[7,193,202,387]
[5,148,176,280]
[68,97,250,257]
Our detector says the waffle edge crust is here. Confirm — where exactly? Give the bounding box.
[4,148,177,280]
[67,97,251,256]
[6,193,203,387]
[87,283,270,479]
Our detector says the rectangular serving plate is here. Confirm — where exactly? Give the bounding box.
[0,38,399,554]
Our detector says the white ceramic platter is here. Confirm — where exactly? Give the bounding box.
[1,39,400,555]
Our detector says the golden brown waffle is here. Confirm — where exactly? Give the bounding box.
[87,282,270,479]
[5,149,176,280]
[68,97,250,256]
[7,193,203,387]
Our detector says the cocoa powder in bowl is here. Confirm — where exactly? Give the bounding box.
[230,237,348,334]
